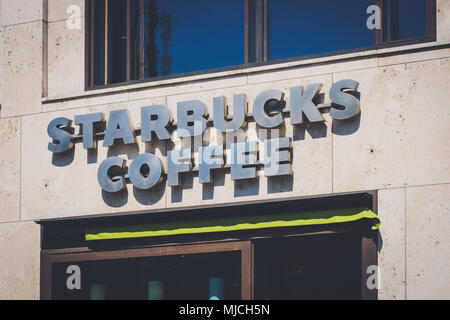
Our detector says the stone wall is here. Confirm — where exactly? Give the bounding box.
[0,0,449,299]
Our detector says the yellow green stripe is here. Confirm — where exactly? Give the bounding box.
[85,208,379,241]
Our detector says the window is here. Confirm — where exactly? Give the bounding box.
[382,0,430,42]
[87,0,436,88]
[88,0,244,87]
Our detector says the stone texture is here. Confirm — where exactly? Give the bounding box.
[2,21,43,117]
[405,184,450,300]
[0,0,45,26]
[333,58,450,192]
[0,27,3,109]
[378,188,406,300]
[377,47,450,67]
[21,99,167,220]
[47,18,84,99]
[437,0,450,43]
[128,75,247,102]
[0,221,40,300]
[48,0,84,22]
[42,91,129,113]
[0,117,21,222]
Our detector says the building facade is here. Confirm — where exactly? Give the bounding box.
[0,0,449,299]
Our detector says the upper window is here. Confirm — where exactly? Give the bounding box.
[86,0,436,88]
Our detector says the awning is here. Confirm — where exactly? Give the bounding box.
[85,208,380,241]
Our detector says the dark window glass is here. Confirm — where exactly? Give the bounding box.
[382,0,427,42]
[130,0,142,81]
[254,233,362,300]
[141,0,244,78]
[93,0,105,86]
[107,0,127,84]
[93,0,127,86]
[94,0,244,85]
[51,252,241,300]
[268,0,376,61]
[89,0,434,87]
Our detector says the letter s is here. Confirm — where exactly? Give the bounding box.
[48,117,73,153]
[329,79,360,120]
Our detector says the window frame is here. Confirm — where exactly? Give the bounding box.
[41,240,254,300]
[85,0,436,90]
[40,191,379,300]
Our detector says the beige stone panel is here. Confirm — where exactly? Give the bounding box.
[247,57,378,85]
[2,21,43,117]
[0,117,21,222]
[42,91,129,113]
[128,75,247,102]
[437,0,450,43]
[0,27,3,107]
[377,188,406,300]
[247,64,332,85]
[377,47,450,67]
[165,77,333,208]
[21,99,168,220]
[0,221,40,300]
[406,184,450,299]
[333,59,450,192]
[330,57,378,74]
[0,0,45,26]
[48,0,85,22]
[47,19,85,99]
[402,59,450,187]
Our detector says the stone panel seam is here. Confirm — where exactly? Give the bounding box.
[336,182,450,195]
[376,55,450,69]
[47,16,86,24]
[404,185,407,300]
[403,182,450,190]
[1,20,46,28]
[19,115,23,221]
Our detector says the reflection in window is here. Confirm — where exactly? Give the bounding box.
[94,0,244,85]
[382,0,427,42]
[89,0,434,87]
[268,0,376,61]
[93,0,127,86]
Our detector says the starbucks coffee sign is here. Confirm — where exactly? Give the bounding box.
[47,79,360,193]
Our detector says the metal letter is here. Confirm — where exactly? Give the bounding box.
[213,94,247,132]
[252,89,284,128]
[103,110,136,147]
[230,141,258,180]
[199,145,224,183]
[47,117,73,153]
[177,100,208,137]
[290,84,324,124]
[97,156,126,193]
[263,137,292,176]
[329,79,361,120]
[129,153,163,189]
[74,112,104,149]
[141,105,172,142]
[167,148,192,186]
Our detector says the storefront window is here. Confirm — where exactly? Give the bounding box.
[268,0,376,61]
[91,0,244,86]
[51,252,241,300]
[87,0,435,93]
[41,193,379,300]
